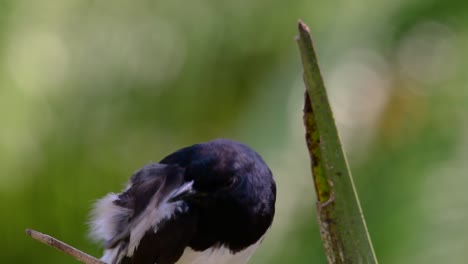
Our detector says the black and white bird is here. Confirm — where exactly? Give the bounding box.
[90,139,276,264]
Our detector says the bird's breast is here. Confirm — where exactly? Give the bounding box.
[175,239,262,264]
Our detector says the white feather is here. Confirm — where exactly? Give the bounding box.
[90,188,187,263]
[100,248,121,264]
[89,193,131,242]
[127,199,183,256]
[176,240,262,264]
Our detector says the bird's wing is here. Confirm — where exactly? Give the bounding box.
[90,163,197,264]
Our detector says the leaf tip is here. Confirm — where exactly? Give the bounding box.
[298,20,310,34]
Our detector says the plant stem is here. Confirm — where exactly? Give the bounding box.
[296,20,378,264]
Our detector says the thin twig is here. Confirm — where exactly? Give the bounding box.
[25,228,106,264]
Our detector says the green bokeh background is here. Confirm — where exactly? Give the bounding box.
[1,1,467,263]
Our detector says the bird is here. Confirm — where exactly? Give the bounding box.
[89,139,276,264]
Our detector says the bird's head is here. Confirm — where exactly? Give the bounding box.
[167,154,243,204]
[164,139,274,208]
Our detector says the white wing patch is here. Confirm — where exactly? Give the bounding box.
[90,189,186,264]
[127,199,184,256]
[89,193,132,243]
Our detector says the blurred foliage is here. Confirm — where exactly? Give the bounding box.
[0,1,467,264]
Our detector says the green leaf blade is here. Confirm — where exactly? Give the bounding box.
[296,20,378,264]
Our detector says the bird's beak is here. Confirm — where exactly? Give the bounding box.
[168,180,196,203]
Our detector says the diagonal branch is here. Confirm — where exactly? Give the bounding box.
[25,228,106,264]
